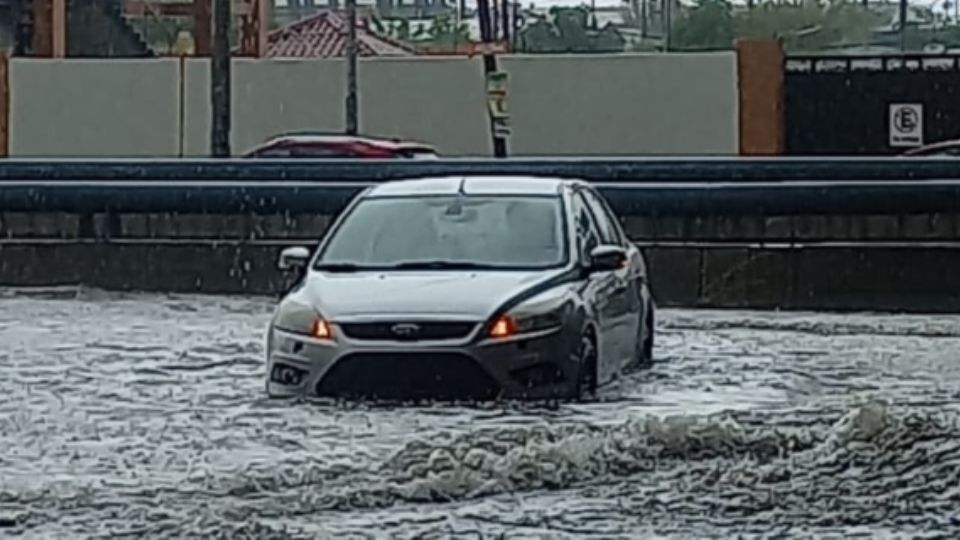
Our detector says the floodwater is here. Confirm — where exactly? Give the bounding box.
[2,287,960,538]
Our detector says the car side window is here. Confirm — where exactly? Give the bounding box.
[255,146,291,157]
[290,146,347,158]
[593,190,630,245]
[572,192,601,261]
[580,189,622,245]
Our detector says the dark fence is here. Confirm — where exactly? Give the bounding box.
[3,158,960,312]
[785,55,960,155]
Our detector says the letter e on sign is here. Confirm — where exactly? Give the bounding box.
[889,103,923,147]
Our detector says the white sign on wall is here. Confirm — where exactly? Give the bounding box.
[889,103,924,147]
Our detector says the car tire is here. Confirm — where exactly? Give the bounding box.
[642,303,655,365]
[574,331,598,400]
[633,301,655,368]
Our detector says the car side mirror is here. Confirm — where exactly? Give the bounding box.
[588,245,628,273]
[278,246,311,271]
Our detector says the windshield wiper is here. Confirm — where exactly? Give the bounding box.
[313,262,365,272]
[389,260,498,270]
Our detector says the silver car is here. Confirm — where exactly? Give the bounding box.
[265,176,656,400]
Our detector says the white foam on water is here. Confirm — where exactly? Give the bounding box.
[3,289,960,537]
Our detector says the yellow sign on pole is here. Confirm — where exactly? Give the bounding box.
[486,71,510,137]
[174,30,196,56]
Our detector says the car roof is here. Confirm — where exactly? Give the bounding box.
[365,176,581,197]
[257,132,436,151]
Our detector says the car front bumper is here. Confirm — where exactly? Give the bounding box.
[265,322,582,400]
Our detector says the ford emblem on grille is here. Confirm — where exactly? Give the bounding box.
[391,323,421,337]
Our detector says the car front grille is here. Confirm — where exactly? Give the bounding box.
[316,352,500,400]
[338,321,477,341]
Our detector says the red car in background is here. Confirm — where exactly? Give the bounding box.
[244,132,439,159]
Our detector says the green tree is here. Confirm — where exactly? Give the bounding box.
[380,15,469,47]
[425,14,470,46]
[671,0,734,51]
[519,7,626,53]
[672,0,885,52]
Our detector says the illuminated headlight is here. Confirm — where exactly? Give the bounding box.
[487,299,569,339]
[273,300,333,340]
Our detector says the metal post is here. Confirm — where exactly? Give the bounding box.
[477,0,508,157]
[178,55,186,157]
[346,0,359,135]
[663,0,671,52]
[211,0,231,157]
[512,1,520,51]
[502,0,510,45]
[899,0,908,51]
[640,0,647,39]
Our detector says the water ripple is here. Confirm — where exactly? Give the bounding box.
[1,288,959,537]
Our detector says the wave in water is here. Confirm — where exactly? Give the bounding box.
[5,398,960,538]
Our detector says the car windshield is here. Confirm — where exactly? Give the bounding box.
[316,195,566,270]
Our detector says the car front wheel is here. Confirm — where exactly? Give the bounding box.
[574,332,598,400]
[633,302,655,368]
[643,303,655,364]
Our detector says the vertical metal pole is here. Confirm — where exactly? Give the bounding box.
[346,0,359,135]
[512,1,520,51]
[0,52,9,158]
[502,0,510,45]
[178,54,186,157]
[477,0,507,157]
[899,0,908,51]
[663,0,671,51]
[211,0,232,157]
[640,0,647,39]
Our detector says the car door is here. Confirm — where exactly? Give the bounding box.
[579,188,639,368]
[592,188,649,351]
[571,191,621,383]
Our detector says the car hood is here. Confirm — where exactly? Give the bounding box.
[299,270,561,320]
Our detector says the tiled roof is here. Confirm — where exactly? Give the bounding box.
[266,10,416,58]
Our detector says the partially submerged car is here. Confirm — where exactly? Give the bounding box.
[265,175,655,401]
[244,132,439,159]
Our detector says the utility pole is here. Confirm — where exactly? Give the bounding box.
[899,0,908,51]
[211,0,232,156]
[502,0,511,45]
[345,0,359,134]
[663,0,672,52]
[477,0,508,157]
[640,0,647,39]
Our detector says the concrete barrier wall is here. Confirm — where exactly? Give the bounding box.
[8,53,738,157]
[3,210,960,312]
